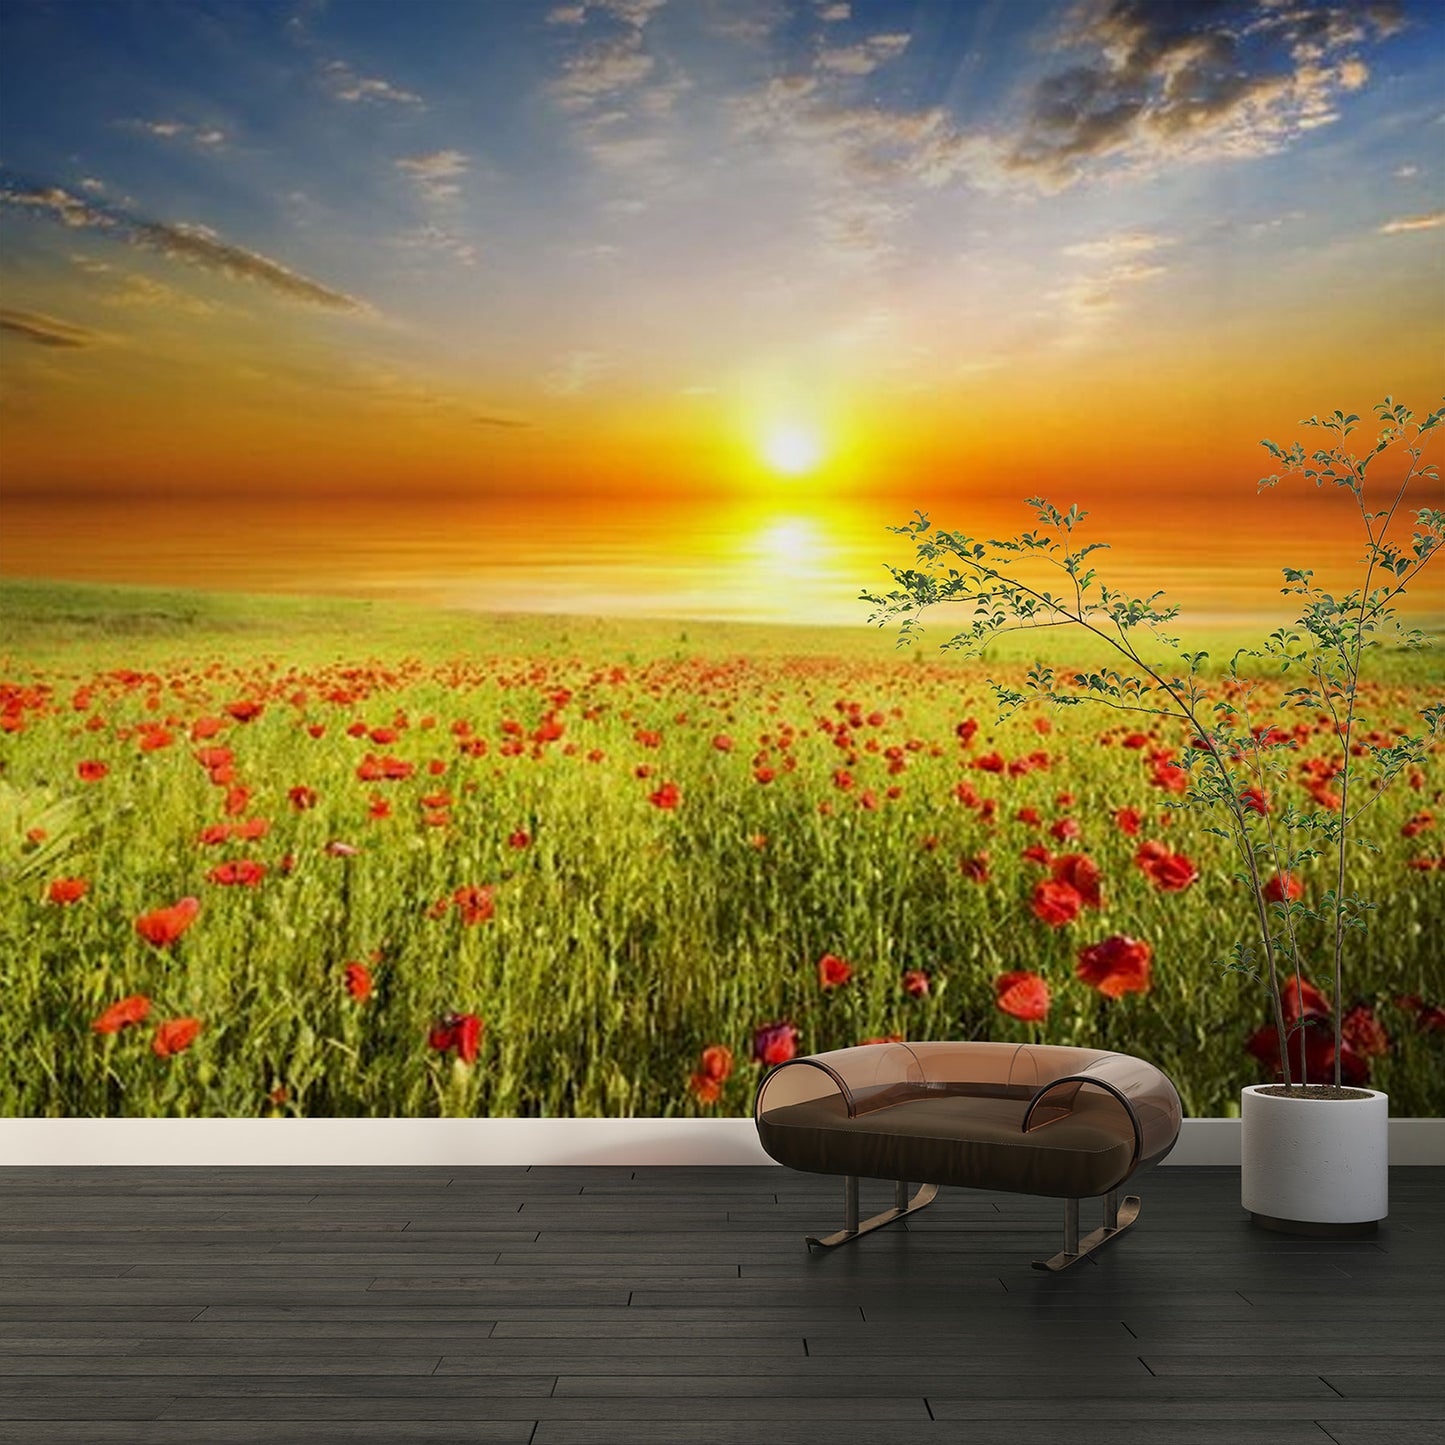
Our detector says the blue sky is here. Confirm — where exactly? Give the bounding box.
[1,0,1441,619]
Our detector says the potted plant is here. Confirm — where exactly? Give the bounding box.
[863,396,1442,1235]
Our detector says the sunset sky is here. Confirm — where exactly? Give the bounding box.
[1,0,1442,624]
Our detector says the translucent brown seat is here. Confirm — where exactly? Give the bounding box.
[754,1041,1183,1267]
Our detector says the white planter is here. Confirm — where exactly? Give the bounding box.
[1240,1084,1388,1234]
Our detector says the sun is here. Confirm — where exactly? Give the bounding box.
[761,423,824,477]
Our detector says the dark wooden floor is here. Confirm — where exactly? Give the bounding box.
[0,1165,1440,1444]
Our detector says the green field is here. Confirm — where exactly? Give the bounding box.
[2,579,1442,1118]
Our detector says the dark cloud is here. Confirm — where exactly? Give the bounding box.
[0,178,366,312]
[1006,0,1405,186]
[0,309,96,348]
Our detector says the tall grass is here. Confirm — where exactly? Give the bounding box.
[2,581,1441,1118]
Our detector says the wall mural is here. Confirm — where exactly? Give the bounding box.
[1,0,1441,1120]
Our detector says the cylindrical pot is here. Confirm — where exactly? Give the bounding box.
[1240,1084,1388,1236]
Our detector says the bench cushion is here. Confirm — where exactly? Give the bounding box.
[757,1088,1135,1199]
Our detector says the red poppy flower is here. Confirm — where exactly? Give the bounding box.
[134,897,200,947]
[995,970,1050,1022]
[1076,935,1153,999]
[1341,1004,1388,1058]
[223,785,251,817]
[428,1012,483,1064]
[224,701,264,723]
[1021,843,1054,867]
[1113,807,1143,836]
[1245,1019,1367,1087]
[232,818,270,841]
[344,962,373,1002]
[452,885,495,925]
[712,734,734,752]
[47,877,89,905]
[1030,879,1082,927]
[1402,811,1434,838]
[697,1045,733,1082]
[77,760,108,782]
[1239,787,1269,815]
[975,751,1006,773]
[1150,761,1189,793]
[1282,977,1331,1023]
[955,718,978,744]
[288,786,319,811]
[959,852,991,884]
[207,860,267,887]
[92,994,151,1034]
[689,1073,723,1105]
[153,1017,202,1058]
[1049,817,1081,843]
[753,767,775,784]
[1051,853,1102,909]
[753,1021,799,1066]
[1122,732,1149,749]
[818,952,853,989]
[1134,841,1200,892]
[1263,873,1303,904]
[649,781,682,809]
[902,969,930,998]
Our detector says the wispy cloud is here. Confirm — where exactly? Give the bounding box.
[816,32,909,77]
[1064,229,1175,261]
[393,223,479,267]
[1379,210,1445,235]
[544,348,611,395]
[124,118,226,148]
[1003,0,1405,189]
[321,59,422,107]
[0,308,97,348]
[0,179,366,311]
[552,35,655,111]
[97,271,220,316]
[395,150,470,203]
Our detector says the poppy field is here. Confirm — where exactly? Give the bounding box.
[2,583,1442,1119]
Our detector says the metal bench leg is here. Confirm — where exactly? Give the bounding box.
[1033,1191,1141,1271]
[805,1176,939,1250]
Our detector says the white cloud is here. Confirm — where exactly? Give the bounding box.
[544,349,611,395]
[1063,229,1175,260]
[817,32,910,77]
[552,35,655,111]
[1378,211,1445,235]
[396,150,470,203]
[322,60,423,107]
[126,118,226,148]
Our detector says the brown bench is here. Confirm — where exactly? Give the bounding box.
[754,1041,1182,1270]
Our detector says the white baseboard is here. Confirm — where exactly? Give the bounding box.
[1,1117,1440,1167]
